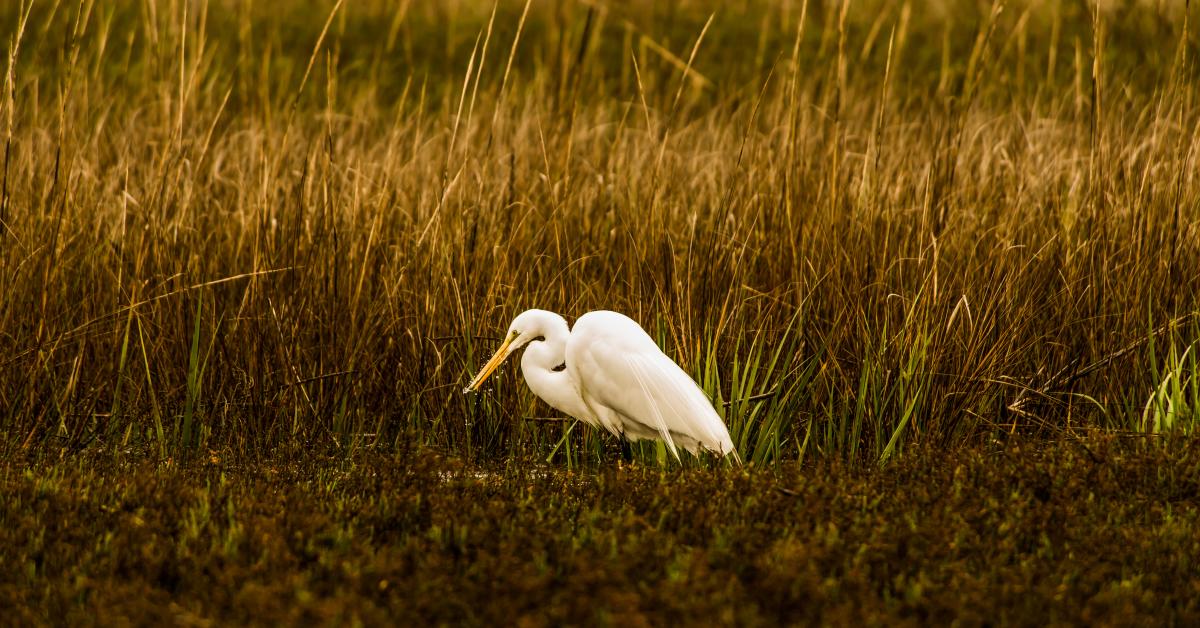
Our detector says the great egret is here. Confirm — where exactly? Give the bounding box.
[465,309,739,462]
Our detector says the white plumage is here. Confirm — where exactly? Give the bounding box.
[465,309,739,461]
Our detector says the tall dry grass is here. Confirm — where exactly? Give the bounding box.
[0,0,1197,464]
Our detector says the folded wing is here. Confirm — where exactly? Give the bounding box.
[567,311,737,460]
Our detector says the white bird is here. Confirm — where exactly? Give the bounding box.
[464,309,739,462]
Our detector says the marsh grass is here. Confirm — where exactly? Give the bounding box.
[1143,319,1200,434]
[0,0,1197,465]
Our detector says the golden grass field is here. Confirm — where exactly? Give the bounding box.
[0,0,1197,461]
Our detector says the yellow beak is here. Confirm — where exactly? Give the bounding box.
[464,334,516,392]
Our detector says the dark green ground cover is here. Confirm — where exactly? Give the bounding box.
[3,436,1198,626]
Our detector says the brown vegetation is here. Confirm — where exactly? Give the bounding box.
[0,1,1197,462]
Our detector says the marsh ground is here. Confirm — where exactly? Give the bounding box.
[4,437,1200,625]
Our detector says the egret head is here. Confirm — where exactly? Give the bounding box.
[464,309,563,392]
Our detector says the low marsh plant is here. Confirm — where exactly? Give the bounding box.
[4,439,1200,624]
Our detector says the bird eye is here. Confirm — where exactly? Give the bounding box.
[533,335,546,342]
[552,363,566,372]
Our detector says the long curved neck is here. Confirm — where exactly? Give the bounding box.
[520,317,592,422]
